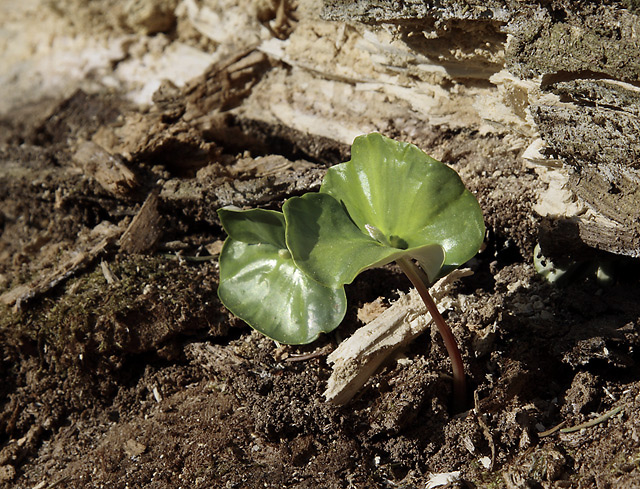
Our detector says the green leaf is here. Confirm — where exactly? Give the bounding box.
[285,133,484,286]
[217,208,346,345]
[284,193,445,286]
[218,207,286,248]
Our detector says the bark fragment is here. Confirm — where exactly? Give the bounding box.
[0,222,122,308]
[73,141,138,196]
[119,191,164,254]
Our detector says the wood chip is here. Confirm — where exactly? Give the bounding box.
[124,439,146,457]
[73,140,138,196]
[119,191,163,254]
[100,260,120,285]
[324,269,472,404]
[182,46,271,116]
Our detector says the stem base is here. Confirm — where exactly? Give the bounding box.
[396,257,466,411]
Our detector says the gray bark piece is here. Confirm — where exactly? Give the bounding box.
[532,82,640,171]
[505,5,640,81]
[321,0,512,23]
[160,158,325,225]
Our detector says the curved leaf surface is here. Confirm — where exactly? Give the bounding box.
[284,193,445,286]
[285,133,484,286]
[217,208,346,344]
[323,133,483,273]
[218,207,286,248]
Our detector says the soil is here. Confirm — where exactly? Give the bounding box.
[2,4,640,489]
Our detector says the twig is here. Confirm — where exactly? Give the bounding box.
[560,406,623,433]
[474,390,496,470]
[538,421,567,438]
[285,345,332,362]
[160,253,217,262]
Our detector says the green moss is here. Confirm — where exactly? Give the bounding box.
[467,463,505,489]
[605,448,640,478]
[0,254,224,374]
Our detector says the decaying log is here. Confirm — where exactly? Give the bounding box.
[539,216,640,262]
[325,269,472,405]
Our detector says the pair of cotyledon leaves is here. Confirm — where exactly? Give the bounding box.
[217,133,485,344]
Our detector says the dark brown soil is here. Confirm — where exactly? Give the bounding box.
[1,72,640,489]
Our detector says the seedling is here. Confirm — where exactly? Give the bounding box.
[217,133,484,409]
[284,133,484,408]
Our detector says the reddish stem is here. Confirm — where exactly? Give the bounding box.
[396,257,466,411]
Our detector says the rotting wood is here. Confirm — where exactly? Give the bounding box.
[201,113,350,165]
[146,46,351,166]
[324,268,472,405]
[179,47,350,164]
[149,46,272,120]
[119,190,164,254]
[95,48,271,175]
[182,47,272,116]
[258,0,299,40]
[567,164,640,229]
[160,155,326,224]
[320,1,640,261]
[0,223,123,309]
[539,215,640,261]
[107,115,220,175]
[100,260,120,285]
[72,140,138,196]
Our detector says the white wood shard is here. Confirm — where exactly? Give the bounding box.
[324,269,472,405]
[425,471,462,489]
